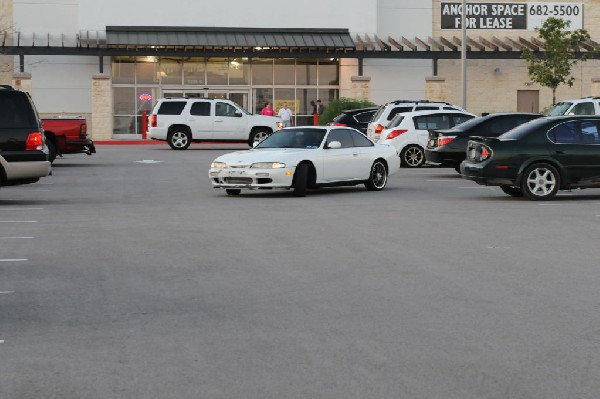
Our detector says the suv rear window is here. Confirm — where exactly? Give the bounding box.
[157,101,186,115]
[388,106,413,120]
[0,92,37,128]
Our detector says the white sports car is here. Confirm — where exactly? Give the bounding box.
[208,126,400,196]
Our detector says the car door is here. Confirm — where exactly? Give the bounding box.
[213,101,247,140]
[548,120,600,183]
[187,100,213,139]
[348,129,377,179]
[322,128,362,181]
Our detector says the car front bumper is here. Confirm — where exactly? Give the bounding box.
[209,166,296,190]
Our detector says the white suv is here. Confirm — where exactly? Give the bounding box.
[149,98,282,150]
[546,97,600,116]
[378,110,475,167]
[366,100,465,140]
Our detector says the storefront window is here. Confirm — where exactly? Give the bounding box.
[207,57,228,85]
[296,88,318,115]
[296,59,317,85]
[184,58,206,85]
[253,88,274,114]
[136,58,159,84]
[229,58,249,85]
[159,59,183,84]
[112,58,135,84]
[113,87,135,115]
[274,59,295,85]
[274,88,296,117]
[318,59,339,85]
[252,58,273,85]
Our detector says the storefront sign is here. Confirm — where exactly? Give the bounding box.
[441,2,583,30]
[138,93,152,102]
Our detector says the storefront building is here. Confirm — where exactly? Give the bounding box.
[2,0,600,139]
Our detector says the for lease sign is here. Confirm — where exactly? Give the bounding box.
[441,2,583,30]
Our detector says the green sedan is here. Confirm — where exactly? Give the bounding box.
[461,116,600,200]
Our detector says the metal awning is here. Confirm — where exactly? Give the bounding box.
[105,26,355,51]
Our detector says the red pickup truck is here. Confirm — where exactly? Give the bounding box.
[41,116,96,163]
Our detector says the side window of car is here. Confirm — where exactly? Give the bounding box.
[580,121,600,144]
[326,129,354,148]
[451,114,473,127]
[157,101,186,115]
[349,130,374,147]
[216,102,237,117]
[414,106,440,111]
[190,101,211,116]
[387,107,412,121]
[571,102,595,115]
[550,122,581,144]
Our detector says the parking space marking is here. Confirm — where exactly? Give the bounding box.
[537,203,563,206]
[0,208,43,211]
[0,291,15,294]
[0,259,28,262]
[0,237,34,239]
[459,186,496,190]
[0,221,38,223]
[486,246,511,249]
[0,340,4,344]
[427,179,458,182]
[6,189,51,192]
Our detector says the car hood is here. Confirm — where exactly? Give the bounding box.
[214,148,316,165]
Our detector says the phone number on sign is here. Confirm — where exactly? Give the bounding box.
[529,4,580,16]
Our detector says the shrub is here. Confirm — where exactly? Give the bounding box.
[319,98,378,125]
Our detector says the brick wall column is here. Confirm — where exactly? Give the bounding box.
[425,76,447,102]
[0,0,14,85]
[349,76,371,100]
[12,72,32,94]
[91,74,113,140]
[592,78,600,97]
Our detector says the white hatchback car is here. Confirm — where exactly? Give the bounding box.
[377,110,475,167]
[209,126,399,196]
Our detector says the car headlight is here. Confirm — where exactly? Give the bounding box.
[250,162,286,169]
[211,161,228,169]
[277,122,284,130]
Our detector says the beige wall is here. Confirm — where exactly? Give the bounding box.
[431,0,600,115]
[0,0,14,85]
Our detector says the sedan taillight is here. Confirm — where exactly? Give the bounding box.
[330,123,347,127]
[25,132,44,151]
[437,136,456,147]
[387,129,408,139]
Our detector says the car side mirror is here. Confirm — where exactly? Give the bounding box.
[234,110,243,117]
[327,141,342,149]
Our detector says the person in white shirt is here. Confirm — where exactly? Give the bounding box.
[278,102,294,127]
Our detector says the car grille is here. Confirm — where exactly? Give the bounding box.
[224,177,253,184]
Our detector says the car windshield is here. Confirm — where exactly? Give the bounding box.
[386,114,404,128]
[255,128,327,149]
[231,101,251,115]
[371,106,386,122]
[545,102,573,116]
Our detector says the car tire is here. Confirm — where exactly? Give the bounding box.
[292,163,308,197]
[248,129,270,147]
[401,145,425,168]
[46,140,57,163]
[225,189,241,196]
[365,160,388,191]
[167,129,191,150]
[500,185,523,197]
[521,163,560,201]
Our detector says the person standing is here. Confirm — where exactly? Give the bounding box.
[278,102,293,127]
[260,102,275,116]
[316,99,324,116]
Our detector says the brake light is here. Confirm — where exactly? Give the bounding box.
[330,123,347,126]
[437,136,455,146]
[151,114,157,127]
[386,129,408,139]
[481,148,490,160]
[375,124,385,134]
[79,123,87,138]
[25,132,44,151]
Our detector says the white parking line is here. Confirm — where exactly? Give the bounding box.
[0,237,34,239]
[0,340,4,344]
[0,221,38,223]
[5,189,51,192]
[459,186,496,190]
[0,259,28,262]
[0,208,43,211]
[538,203,562,206]
[427,179,458,182]
[0,291,15,294]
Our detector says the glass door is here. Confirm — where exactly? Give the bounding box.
[160,89,249,111]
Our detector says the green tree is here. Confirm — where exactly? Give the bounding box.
[522,17,590,105]
[318,98,377,125]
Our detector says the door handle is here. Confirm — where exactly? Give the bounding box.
[215,120,224,123]
[188,118,196,121]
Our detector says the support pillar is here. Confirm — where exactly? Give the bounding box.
[592,78,600,97]
[349,75,371,101]
[91,74,113,140]
[425,76,447,102]
[12,72,32,94]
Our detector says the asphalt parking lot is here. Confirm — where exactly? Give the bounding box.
[1,143,600,399]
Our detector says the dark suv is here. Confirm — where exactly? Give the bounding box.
[328,107,378,134]
[0,85,51,189]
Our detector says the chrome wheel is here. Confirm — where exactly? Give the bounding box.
[168,131,191,150]
[401,145,425,168]
[365,161,387,191]
[522,163,559,200]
